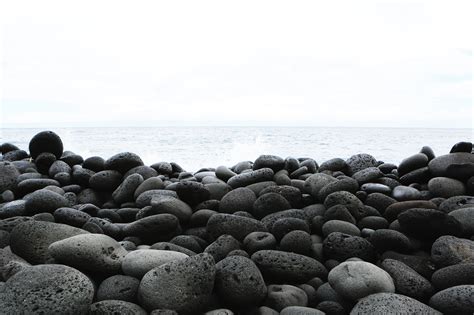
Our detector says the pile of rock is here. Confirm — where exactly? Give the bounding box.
[0,131,473,314]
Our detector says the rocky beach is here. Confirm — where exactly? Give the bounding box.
[0,130,473,314]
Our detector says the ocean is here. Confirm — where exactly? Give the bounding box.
[1,127,472,172]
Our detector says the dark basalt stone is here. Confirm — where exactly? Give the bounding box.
[105,152,144,174]
[0,264,94,314]
[89,170,123,192]
[398,208,463,239]
[0,162,20,194]
[0,143,19,154]
[381,259,434,301]
[227,168,274,189]
[428,153,474,178]
[204,234,241,263]
[34,152,57,174]
[176,181,210,206]
[207,213,267,241]
[10,220,88,264]
[89,300,147,315]
[323,232,376,262]
[324,191,366,221]
[431,263,474,290]
[215,255,267,307]
[351,293,441,314]
[384,200,437,222]
[345,153,377,175]
[28,131,64,159]
[450,141,473,153]
[381,251,436,279]
[431,235,474,267]
[83,156,105,172]
[251,250,327,283]
[369,229,412,253]
[252,192,291,219]
[24,189,69,215]
[398,153,429,176]
[253,155,285,172]
[122,214,181,243]
[429,285,474,315]
[138,253,216,313]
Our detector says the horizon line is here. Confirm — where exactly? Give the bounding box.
[0,124,472,130]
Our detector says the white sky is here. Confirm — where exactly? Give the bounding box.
[0,0,473,128]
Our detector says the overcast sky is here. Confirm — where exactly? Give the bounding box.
[1,0,472,128]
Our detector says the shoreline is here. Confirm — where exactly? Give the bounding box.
[0,131,473,314]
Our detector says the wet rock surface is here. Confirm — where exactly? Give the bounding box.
[0,131,472,313]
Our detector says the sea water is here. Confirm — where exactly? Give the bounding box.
[1,127,472,172]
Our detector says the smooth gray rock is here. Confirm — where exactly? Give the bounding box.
[49,233,128,274]
[329,261,395,300]
[428,177,466,198]
[10,220,88,264]
[428,153,474,177]
[398,153,429,176]
[431,236,474,267]
[391,185,421,201]
[133,177,165,199]
[112,173,144,204]
[352,166,383,184]
[24,189,69,214]
[122,249,188,278]
[448,207,474,236]
[0,200,26,219]
[142,196,193,223]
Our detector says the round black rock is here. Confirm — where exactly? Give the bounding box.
[28,130,64,159]
[252,192,291,219]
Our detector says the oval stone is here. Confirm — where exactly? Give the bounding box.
[122,249,188,278]
[329,261,395,300]
[251,250,327,283]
